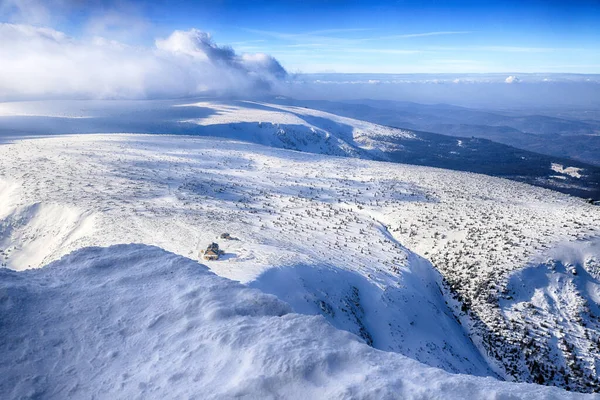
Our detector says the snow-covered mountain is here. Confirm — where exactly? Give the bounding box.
[1,108,599,396]
[1,98,599,199]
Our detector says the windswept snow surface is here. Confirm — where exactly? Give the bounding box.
[0,244,585,399]
[1,98,599,198]
[0,134,493,378]
[0,133,599,392]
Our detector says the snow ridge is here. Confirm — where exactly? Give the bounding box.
[0,244,585,399]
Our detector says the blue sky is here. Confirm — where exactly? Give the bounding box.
[3,0,600,73]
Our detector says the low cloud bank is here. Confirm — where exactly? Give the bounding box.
[285,73,600,108]
[0,24,287,100]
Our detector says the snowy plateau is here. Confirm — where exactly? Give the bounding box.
[0,99,599,399]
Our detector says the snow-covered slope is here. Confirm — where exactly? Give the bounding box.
[0,244,581,399]
[1,98,598,198]
[1,133,599,393]
[0,135,492,378]
[272,98,600,167]
[0,98,415,157]
[500,239,600,389]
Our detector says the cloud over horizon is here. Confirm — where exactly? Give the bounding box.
[0,23,288,100]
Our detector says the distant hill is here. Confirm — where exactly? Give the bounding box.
[1,98,599,199]
[272,97,600,167]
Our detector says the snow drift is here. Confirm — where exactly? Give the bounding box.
[0,244,582,399]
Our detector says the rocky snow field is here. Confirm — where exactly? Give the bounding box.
[0,101,600,398]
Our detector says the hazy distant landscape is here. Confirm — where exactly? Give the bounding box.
[276,93,600,165]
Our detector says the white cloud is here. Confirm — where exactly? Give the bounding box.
[380,31,472,39]
[1,0,151,41]
[0,24,287,100]
[0,0,51,24]
[84,10,149,42]
[505,75,520,84]
[0,0,90,26]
